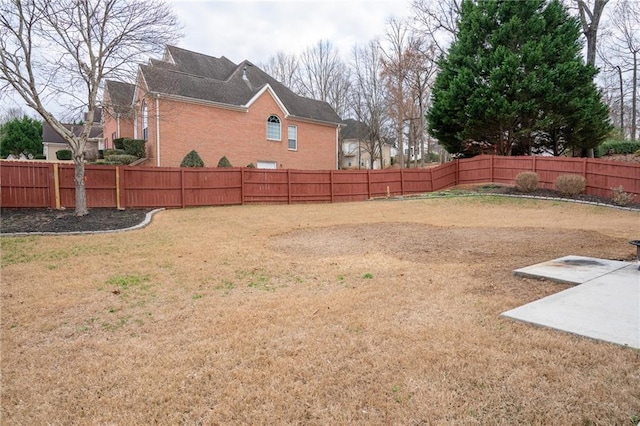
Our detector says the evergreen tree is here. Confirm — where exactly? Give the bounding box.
[427,0,611,157]
[180,150,205,167]
[0,116,43,158]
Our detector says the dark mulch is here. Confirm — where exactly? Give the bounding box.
[0,208,154,234]
[462,184,640,210]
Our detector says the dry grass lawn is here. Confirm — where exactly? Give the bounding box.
[1,196,639,425]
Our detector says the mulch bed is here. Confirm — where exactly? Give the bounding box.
[0,208,153,234]
[1,185,638,235]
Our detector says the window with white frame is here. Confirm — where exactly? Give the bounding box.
[142,101,148,141]
[266,115,281,140]
[287,125,297,150]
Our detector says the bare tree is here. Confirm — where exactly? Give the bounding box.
[297,40,351,119]
[0,0,181,215]
[606,0,639,140]
[260,51,300,92]
[351,40,388,169]
[574,0,610,67]
[381,17,412,168]
[411,0,462,54]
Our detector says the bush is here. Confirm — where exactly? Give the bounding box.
[180,150,205,168]
[56,149,72,160]
[123,139,146,158]
[596,140,640,157]
[104,154,138,165]
[113,138,126,150]
[514,172,539,193]
[104,148,126,157]
[98,149,104,159]
[217,156,232,168]
[611,186,636,206]
[35,154,46,160]
[246,163,255,168]
[555,174,586,196]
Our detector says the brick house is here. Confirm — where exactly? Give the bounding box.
[102,80,135,148]
[103,46,342,169]
[42,109,103,161]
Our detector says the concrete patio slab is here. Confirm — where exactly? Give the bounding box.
[504,257,640,349]
[513,255,631,285]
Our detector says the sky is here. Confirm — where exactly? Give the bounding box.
[1,0,415,119]
[167,0,414,64]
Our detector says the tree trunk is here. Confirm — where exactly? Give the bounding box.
[73,154,88,216]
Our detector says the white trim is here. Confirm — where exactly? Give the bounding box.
[155,96,161,167]
[246,84,290,116]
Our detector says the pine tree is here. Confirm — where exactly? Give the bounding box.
[427,0,611,157]
[180,150,205,167]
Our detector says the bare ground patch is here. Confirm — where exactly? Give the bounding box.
[2,198,639,424]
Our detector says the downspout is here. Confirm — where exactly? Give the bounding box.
[155,95,161,167]
[335,126,339,170]
[116,114,121,149]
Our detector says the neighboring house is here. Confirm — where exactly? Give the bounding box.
[102,80,135,149]
[340,118,393,170]
[103,45,343,169]
[42,109,103,161]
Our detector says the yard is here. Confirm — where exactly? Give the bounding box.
[1,196,639,424]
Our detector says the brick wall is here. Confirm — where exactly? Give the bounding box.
[138,86,338,169]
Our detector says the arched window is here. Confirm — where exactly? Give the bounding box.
[266,115,281,141]
[142,101,148,140]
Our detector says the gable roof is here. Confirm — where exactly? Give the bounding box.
[104,80,135,116]
[342,119,370,140]
[42,122,103,144]
[139,46,342,125]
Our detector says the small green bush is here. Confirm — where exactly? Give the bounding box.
[35,154,46,160]
[514,171,539,193]
[555,174,586,196]
[104,148,126,157]
[56,149,72,160]
[217,156,232,168]
[113,138,126,150]
[596,140,640,157]
[104,154,138,165]
[181,150,205,168]
[246,163,255,168]
[123,139,146,158]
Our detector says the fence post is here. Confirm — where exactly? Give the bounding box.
[455,160,459,185]
[400,169,405,195]
[115,166,121,210]
[240,167,245,205]
[532,155,537,173]
[490,155,494,182]
[119,166,126,209]
[181,169,186,208]
[583,158,587,178]
[367,170,372,199]
[287,169,291,204]
[52,163,61,209]
[330,170,334,203]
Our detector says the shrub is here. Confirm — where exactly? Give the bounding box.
[246,163,255,168]
[181,150,205,168]
[98,149,104,159]
[35,154,46,160]
[56,149,72,160]
[596,140,640,157]
[104,148,126,157]
[113,138,126,150]
[123,139,146,158]
[611,186,636,206]
[514,172,539,193]
[104,154,138,165]
[217,156,232,168]
[555,174,586,196]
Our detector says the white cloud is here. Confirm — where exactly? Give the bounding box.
[168,0,413,64]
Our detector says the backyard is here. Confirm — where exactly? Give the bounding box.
[1,196,639,424]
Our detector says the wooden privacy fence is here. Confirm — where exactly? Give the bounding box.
[1,155,638,209]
